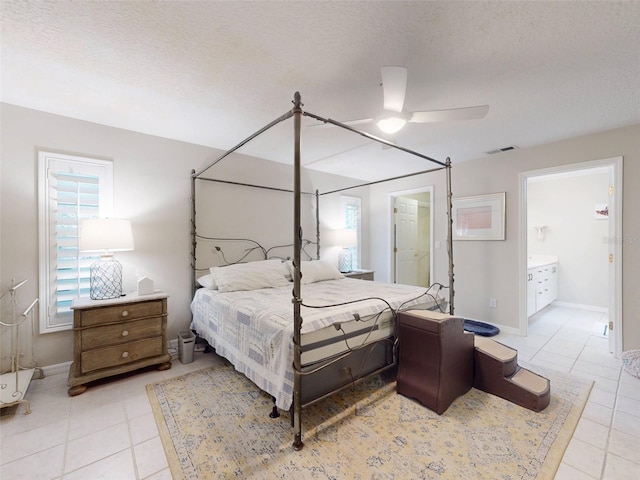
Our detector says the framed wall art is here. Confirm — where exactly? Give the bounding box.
[452,192,506,240]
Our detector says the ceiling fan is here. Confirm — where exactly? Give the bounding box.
[338,66,489,134]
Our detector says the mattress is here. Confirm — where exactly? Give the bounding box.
[190,278,443,410]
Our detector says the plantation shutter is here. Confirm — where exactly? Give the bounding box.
[39,152,113,333]
[341,196,361,270]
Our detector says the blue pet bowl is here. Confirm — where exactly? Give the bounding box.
[464,319,500,337]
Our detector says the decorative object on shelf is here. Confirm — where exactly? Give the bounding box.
[452,192,506,241]
[80,218,134,300]
[334,228,357,273]
[137,276,154,295]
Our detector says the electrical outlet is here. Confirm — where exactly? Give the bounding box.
[489,298,497,308]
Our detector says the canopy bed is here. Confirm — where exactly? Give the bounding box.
[190,92,455,450]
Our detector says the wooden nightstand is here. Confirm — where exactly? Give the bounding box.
[343,269,375,281]
[68,291,171,396]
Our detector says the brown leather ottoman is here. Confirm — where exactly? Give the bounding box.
[396,310,474,414]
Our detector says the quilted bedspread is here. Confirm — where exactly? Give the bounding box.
[190,278,440,409]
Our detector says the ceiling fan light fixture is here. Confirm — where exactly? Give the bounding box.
[375,111,409,134]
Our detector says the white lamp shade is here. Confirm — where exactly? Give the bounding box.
[79,218,134,253]
[330,228,357,247]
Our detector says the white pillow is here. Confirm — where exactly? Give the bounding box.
[197,274,217,289]
[288,260,344,284]
[211,259,290,292]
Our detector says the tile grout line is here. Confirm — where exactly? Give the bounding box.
[597,366,624,480]
[60,395,73,478]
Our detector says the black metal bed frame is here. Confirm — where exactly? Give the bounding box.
[190,92,455,450]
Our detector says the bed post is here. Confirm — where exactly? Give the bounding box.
[292,92,304,450]
[190,169,197,297]
[445,157,455,315]
[315,189,320,259]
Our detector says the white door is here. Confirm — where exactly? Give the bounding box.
[395,196,419,285]
[417,204,431,286]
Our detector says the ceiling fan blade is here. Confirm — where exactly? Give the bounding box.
[381,66,407,113]
[341,118,374,126]
[409,105,489,123]
[308,117,373,128]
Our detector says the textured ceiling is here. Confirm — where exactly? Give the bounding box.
[2,1,639,180]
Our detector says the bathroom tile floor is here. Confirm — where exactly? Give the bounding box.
[1,305,638,479]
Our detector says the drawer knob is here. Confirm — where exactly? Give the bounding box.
[121,310,129,317]
[121,330,129,337]
[122,351,129,358]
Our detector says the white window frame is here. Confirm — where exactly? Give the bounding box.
[340,195,361,270]
[38,152,113,333]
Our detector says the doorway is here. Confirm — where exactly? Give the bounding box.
[519,157,622,356]
[390,186,433,288]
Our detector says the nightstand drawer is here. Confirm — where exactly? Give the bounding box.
[79,299,164,327]
[81,317,163,350]
[81,336,164,373]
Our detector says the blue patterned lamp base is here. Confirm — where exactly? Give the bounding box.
[338,249,353,273]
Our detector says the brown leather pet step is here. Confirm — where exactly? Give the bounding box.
[473,336,550,412]
[397,310,474,414]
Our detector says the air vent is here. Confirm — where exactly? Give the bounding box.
[486,145,519,155]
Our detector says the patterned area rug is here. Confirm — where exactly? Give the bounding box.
[147,362,592,479]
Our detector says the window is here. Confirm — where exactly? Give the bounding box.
[38,152,113,333]
[341,195,361,270]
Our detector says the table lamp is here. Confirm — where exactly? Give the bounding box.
[335,228,358,273]
[79,218,134,300]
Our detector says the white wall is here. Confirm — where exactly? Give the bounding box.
[0,103,367,367]
[528,172,610,308]
[369,124,640,350]
[3,102,639,362]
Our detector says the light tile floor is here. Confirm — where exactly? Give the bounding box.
[496,305,640,480]
[1,305,638,479]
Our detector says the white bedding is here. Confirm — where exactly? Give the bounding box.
[190,278,440,410]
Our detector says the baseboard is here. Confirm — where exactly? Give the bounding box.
[552,301,608,313]
[40,361,72,377]
[491,324,521,335]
